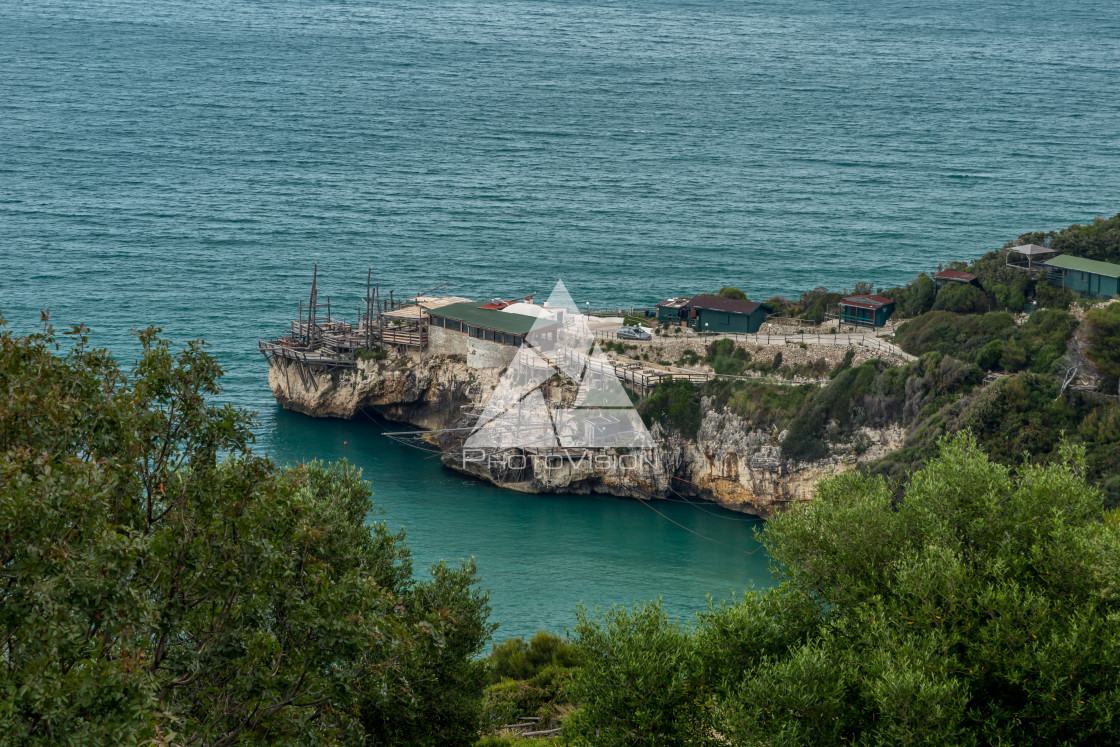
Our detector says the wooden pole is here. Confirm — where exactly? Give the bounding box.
[366,268,373,350]
[309,263,318,345]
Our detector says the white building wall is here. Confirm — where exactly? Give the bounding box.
[428,325,518,369]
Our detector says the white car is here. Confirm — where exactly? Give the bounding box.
[616,326,651,341]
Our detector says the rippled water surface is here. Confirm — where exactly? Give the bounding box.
[3,0,1119,638]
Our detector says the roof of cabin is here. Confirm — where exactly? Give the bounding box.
[657,297,691,309]
[1045,255,1120,279]
[934,269,978,282]
[840,294,895,310]
[428,301,555,334]
[685,294,762,315]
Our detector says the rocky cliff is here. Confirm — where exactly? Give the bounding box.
[268,350,905,517]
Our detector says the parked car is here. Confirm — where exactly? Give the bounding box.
[616,326,651,341]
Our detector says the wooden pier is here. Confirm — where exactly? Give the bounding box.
[258,265,445,380]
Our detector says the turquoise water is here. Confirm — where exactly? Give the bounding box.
[3,0,1120,638]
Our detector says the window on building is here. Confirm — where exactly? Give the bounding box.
[721,314,730,324]
[484,329,494,341]
[431,316,444,327]
[447,320,461,332]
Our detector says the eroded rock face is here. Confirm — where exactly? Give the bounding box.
[268,352,905,517]
[268,351,500,431]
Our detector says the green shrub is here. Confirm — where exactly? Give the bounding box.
[933,282,990,313]
[830,349,856,378]
[677,349,701,366]
[716,286,748,301]
[0,324,494,746]
[1086,303,1120,387]
[1035,281,1074,309]
[976,339,1003,370]
[571,435,1120,745]
[885,274,936,318]
[639,380,702,437]
[488,631,580,684]
[358,345,389,361]
[569,601,712,746]
[705,338,752,375]
[895,309,1074,374]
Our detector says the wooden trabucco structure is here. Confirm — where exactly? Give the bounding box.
[258,265,446,386]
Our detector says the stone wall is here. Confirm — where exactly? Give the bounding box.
[428,325,518,369]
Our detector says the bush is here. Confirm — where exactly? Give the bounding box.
[482,665,577,727]
[639,380,702,437]
[677,349,701,366]
[895,309,1074,374]
[830,349,856,378]
[569,601,713,746]
[489,631,579,683]
[976,339,1004,370]
[716,286,748,301]
[885,274,936,318]
[358,345,389,361]
[1086,302,1120,387]
[705,338,752,375]
[1035,281,1075,309]
[572,435,1120,744]
[933,282,990,313]
[0,323,494,746]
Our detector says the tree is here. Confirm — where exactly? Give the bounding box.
[567,601,714,746]
[933,282,990,313]
[1086,302,1120,388]
[0,321,493,745]
[716,286,748,301]
[852,280,874,296]
[886,274,936,318]
[572,434,1120,745]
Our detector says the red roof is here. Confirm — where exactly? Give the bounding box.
[686,294,762,315]
[477,300,512,310]
[840,294,894,310]
[934,269,977,282]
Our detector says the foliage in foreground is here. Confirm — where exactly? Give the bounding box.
[568,434,1120,745]
[0,322,493,745]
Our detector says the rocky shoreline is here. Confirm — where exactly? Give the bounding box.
[268,345,906,517]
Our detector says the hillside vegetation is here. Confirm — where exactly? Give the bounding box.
[640,216,1120,505]
[483,435,1120,745]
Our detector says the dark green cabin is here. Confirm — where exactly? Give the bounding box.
[685,295,767,334]
[838,295,895,328]
[1045,255,1120,298]
[656,297,690,325]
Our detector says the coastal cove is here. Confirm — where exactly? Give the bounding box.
[4,0,1120,643]
[263,406,771,640]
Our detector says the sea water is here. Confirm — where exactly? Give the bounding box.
[3,0,1119,638]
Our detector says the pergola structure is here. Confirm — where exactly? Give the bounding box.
[1005,243,1056,272]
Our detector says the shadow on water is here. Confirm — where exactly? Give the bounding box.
[260,406,773,640]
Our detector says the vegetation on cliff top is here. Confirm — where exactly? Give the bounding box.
[639,215,1120,501]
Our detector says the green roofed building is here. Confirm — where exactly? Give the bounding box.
[426,301,557,367]
[1045,255,1120,298]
